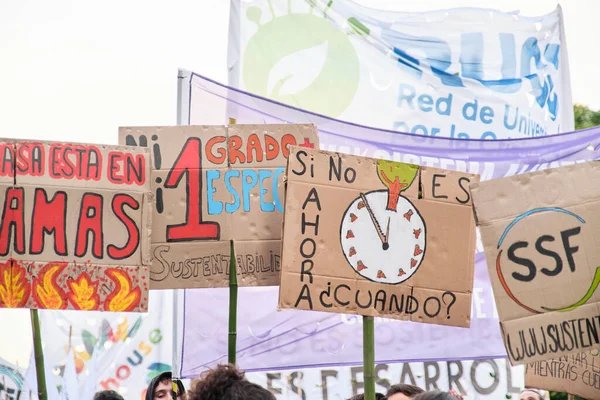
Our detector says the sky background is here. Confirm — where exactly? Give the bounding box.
[0,0,598,367]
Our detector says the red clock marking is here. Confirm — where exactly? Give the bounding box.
[346,230,354,239]
[357,260,367,271]
[377,270,386,279]
[357,201,365,209]
[398,268,406,276]
[413,228,421,239]
[404,209,413,221]
[349,247,357,257]
[350,213,358,222]
[410,258,417,268]
[414,244,423,256]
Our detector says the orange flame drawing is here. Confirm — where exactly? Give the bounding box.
[0,259,31,308]
[32,262,68,309]
[104,269,141,312]
[67,272,100,310]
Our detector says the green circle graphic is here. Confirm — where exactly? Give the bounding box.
[242,10,360,118]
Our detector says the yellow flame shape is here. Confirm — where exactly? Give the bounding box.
[0,260,30,308]
[33,263,67,309]
[104,269,141,312]
[67,272,99,310]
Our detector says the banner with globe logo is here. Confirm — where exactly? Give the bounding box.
[228,0,573,139]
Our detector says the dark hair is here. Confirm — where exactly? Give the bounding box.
[94,390,125,400]
[189,364,275,400]
[146,371,173,400]
[413,391,458,400]
[348,394,386,400]
[174,378,186,395]
[387,384,424,397]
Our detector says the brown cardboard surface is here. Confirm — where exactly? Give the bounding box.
[420,167,477,206]
[279,147,479,327]
[471,160,600,365]
[119,124,319,289]
[525,349,600,399]
[0,139,152,312]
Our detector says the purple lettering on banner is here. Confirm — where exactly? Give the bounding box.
[179,72,600,377]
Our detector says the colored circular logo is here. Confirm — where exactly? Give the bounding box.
[242,8,360,118]
[495,207,600,314]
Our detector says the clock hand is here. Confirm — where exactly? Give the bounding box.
[384,217,390,245]
[359,193,388,250]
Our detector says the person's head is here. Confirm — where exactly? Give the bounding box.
[387,384,424,400]
[348,394,386,400]
[413,390,463,400]
[520,389,546,400]
[188,364,275,400]
[146,371,173,400]
[93,390,125,400]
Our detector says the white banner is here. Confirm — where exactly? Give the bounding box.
[38,291,173,400]
[246,360,525,400]
[228,0,573,139]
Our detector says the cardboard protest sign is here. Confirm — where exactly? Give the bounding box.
[525,349,600,399]
[0,139,152,312]
[278,147,479,327]
[471,162,600,365]
[119,124,318,289]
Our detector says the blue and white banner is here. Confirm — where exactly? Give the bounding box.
[228,0,573,139]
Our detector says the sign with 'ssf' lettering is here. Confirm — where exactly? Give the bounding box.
[119,124,318,289]
[525,349,600,399]
[0,139,152,312]
[279,147,478,327]
[472,162,600,365]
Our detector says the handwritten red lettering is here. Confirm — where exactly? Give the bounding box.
[205,136,227,164]
[107,152,146,185]
[15,143,45,177]
[0,144,14,177]
[49,143,102,181]
[0,187,25,256]
[30,189,68,256]
[107,194,140,259]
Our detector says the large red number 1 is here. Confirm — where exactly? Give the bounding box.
[165,138,220,241]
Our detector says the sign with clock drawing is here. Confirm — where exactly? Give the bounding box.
[279,147,479,328]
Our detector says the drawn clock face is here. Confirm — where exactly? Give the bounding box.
[340,190,426,284]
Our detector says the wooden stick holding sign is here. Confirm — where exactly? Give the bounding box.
[30,310,47,400]
[228,240,238,365]
[363,316,375,400]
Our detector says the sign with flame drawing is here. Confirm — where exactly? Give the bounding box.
[119,124,318,289]
[0,139,152,312]
[472,162,600,365]
[279,147,479,327]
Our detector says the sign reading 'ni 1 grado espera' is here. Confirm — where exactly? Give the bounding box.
[279,147,479,328]
[119,124,318,289]
[0,139,152,312]
[472,161,600,365]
